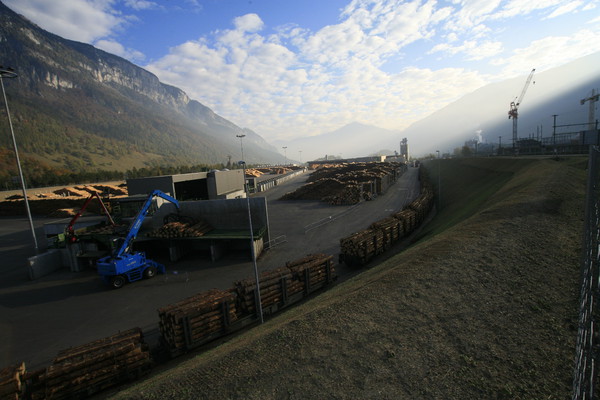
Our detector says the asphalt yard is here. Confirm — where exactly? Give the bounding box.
[0,166,420,369]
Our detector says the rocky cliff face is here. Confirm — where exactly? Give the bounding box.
[0,1,279,170]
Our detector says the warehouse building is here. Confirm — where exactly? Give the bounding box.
[126,169,245,201]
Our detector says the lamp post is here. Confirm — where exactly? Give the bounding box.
[236,134,264,323]
[282,146,287,165]
[0,66,38,254]
[436,150,441,210]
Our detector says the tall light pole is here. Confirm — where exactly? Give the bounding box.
[436,150,441,210]
[282,146,288,165]
[236,134,263,323]
[298,150,302,164]
[1,66,38,254]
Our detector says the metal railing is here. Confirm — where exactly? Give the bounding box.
[573,145,600,399]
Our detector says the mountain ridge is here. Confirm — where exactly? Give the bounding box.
[0,0,281,183]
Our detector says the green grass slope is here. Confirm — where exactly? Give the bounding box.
[105,156,586,400]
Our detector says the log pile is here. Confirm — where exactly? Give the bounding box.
[286,253,336,289]
[0,362,25,400]
[27,328,151,400]
[158,289,238,351]
[244,168,264,177]
[147,220,213,238]
[234,267,294,315]
[370,216,405,244]
[393,209,417,233]
[407,191,433,223]
[282,162,403,205]
[80,223,127,235]
[280,178,347,201]
[340,228,387,265]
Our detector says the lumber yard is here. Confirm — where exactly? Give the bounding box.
[0,161,433,400]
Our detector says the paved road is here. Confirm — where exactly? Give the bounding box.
[0,166,420,369]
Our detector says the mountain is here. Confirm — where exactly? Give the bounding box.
[0,1,282,179]
[275,122,402,162]
[292,52,600,160]
[391,52,600,156]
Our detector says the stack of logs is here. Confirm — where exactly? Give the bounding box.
[234,254,336,315]
[340,228,387,265]
[234,267,294,315]
[158,289,238,351]
[339,165,435,266]
[27,328,152,400]
[148,220,213,238]
[0,363,25,400]
[286,254,335,289]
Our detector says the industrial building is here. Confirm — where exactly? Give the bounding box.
[127,169,245,201]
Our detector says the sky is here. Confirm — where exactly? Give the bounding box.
[4,0,600,144]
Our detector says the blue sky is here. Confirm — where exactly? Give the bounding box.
[4,0,600,143]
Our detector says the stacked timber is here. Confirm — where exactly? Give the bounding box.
[158,289,238,351]
[148,220,213,238]
[339,227,386,265]
[408,190,434,223]
[370,216,405,245]
[0,362,25,400]
[393,208,417,234]
[234,267,293,315]
[322,183,362,205]
[27,328,151,400]
[280,178,347,201]
[244,168,264,177]
[286,254,336,290]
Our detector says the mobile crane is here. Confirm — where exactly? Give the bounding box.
[97,189,179,289]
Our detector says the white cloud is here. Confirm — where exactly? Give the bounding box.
[233,13,264,32]
[6,0,600,144]
[95,39,145,62]
[429,39,503,60]
[545,0,585,18]
[492,28,600,77]
[4,0,126,43]
[124,0,159,11]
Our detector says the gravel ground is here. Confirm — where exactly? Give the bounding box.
[103,157,585,400]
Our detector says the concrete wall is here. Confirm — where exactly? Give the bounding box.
[27,249,66,280]
[207,170,244,198]
[127,176,175,197]
[153,197,269,239]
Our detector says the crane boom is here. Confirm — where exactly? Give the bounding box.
[508,68,535,149]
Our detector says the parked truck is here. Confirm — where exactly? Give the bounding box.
[97,189,179,289]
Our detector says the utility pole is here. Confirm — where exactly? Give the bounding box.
[436,150,441,210]
[552,114,558,145]
[236,134,263,323]
[282,146,288,165]
[581,89,599,131]
[0,66,38,254]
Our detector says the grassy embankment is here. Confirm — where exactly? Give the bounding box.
[105,156,587,400]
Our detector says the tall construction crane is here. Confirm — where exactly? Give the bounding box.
[580,89,599,131]
[508,68,535,149]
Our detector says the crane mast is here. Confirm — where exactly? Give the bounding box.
[508,68,535,149]
[580,89,599,131]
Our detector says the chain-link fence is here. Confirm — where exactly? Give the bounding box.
[573,146,600,399]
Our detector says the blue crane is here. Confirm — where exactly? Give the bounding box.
[97,189,179,289]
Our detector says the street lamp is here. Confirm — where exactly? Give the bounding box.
[436,150,441,210]
[0,66,38,254]
[236,134,264,323]
[282,146,287,165]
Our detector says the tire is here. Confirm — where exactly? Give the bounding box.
[144,266,157,279]
[110,275,126,289]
